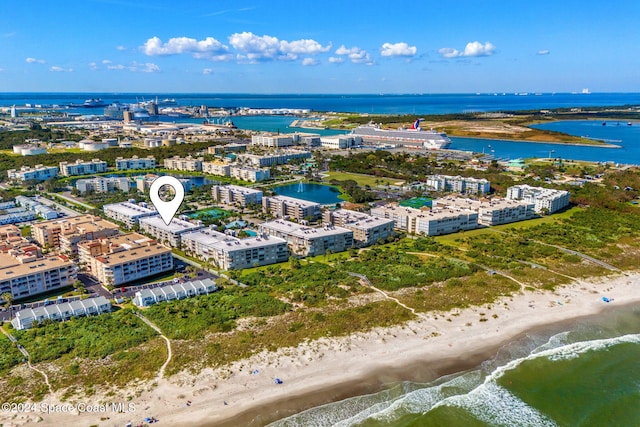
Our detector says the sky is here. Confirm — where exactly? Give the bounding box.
[1,0,639,94]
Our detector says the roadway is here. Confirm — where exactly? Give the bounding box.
[36,195,83,217]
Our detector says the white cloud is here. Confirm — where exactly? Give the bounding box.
[88,62,98,71]
[116,45,127,51]
[302,57,319,66]
[462,41,495,57]
[334,45,374,65]
[438,41,495,58]
[50,66,73,72]
[438,47,460,58]
[328,56,344,64]
[380,42,417,57]
[26,57,45,64]
[203,68,213,75]
[537,49,550,55]
[142,36,228,57]
[104,61,159,73]
[229,32,330,63]
[102,59,112,64]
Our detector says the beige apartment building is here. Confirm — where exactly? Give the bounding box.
[78,233,173,286]
[31,215,120,252]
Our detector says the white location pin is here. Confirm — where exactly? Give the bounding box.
[149,176,185,226]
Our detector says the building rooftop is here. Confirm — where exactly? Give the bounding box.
[0,253,72,280]
[103,201,158,217]
[81,233,171,266]
[139,215,202,233]
[266,195,321,208]
[330,209,395,229]
[260,219,351,239]
[215,184,262,195]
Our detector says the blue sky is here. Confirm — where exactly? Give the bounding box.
[1,0,639,93]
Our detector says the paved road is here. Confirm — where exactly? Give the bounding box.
[36,195,83,217]
[47,192,95,211]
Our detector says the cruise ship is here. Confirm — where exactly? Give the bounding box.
[350,119,451,150]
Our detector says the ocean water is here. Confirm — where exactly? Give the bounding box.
[267,305,640,427]
[2,92,640,115]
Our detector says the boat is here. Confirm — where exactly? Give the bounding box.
[629,122,633,126]
[350,119,451,150]
[83,98,107,108]
[203,116,237,130]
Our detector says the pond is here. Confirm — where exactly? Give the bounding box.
[272,182,343,205]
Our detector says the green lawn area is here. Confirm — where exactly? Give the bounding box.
[325,171,401,187]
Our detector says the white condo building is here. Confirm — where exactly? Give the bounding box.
[202,160,231,177]
[163,156,203,171]
[371,203,479,236]
[323,209,395,246]
[432,197,536,226]
[237,150,312,167]
[103,202,158,228]
[115,156,156,170]
[211,185,263,206]
[251,133,295,148]
[139,215,203,247]
[12,296,112,330]
[262,195,322,221]
[506,185,570,214]
[59,159,108,176]
[76,177,131,194]
[259,219,353,257]
[181,226,288,270]
[7,165,58,182]
[229,165,271,182]
[426,175,491,195]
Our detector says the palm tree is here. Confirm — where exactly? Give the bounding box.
[2,292,13,308]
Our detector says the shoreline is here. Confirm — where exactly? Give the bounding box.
[4,272,639,427]
[446,134,621,148]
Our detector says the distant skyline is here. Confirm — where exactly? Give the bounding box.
[1,0,639,94]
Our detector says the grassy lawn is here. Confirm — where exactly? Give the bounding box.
[325,171,398,187]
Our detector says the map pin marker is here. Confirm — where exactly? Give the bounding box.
[150,176,185,226]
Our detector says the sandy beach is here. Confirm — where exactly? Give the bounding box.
[3,272,639,427]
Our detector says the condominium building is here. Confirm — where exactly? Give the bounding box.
[15,196,57,220]
[181,226,288,270]
[139,215,203,247]
[371,203,479,236]
[426,175,491,195]
[237,150,312,167]
[31,214,120,250]
[211,185,263,207]
[229,165,271,182]
[133,279,218,307]
[78,233,173,286]
[115,155,156,170]
[11,296,112,330]
[506,185,570,214]
[207,143,248,155]
[259,219,353,257]
[322,209,395,246]
[0,208,37,225]
[103,202,158,228]
[163,156,203,171]
[76,177,131,194]
[202,160,231,177]
[7,165,58,182]
[59,159,108,176]
[251,133,295,148]
[0,224,41,258]
[262,195,321,222]
[0,253,76,300]
[432,197,536,226]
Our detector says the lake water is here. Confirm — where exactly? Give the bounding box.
[273,182,342,205]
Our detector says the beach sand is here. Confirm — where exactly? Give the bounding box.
[3,272,639,427]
